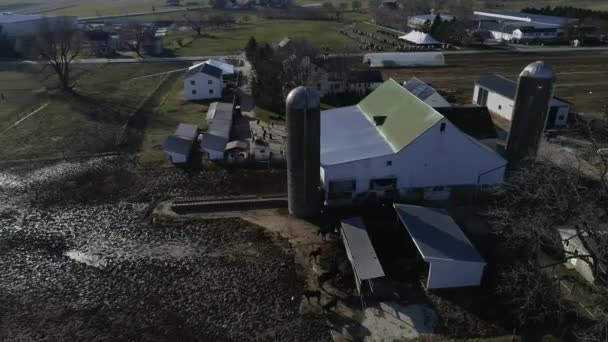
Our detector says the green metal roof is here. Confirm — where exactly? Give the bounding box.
[357,79,444,152]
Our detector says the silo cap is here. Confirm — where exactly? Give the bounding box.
[286,86,320,110]
[520,61,555,80]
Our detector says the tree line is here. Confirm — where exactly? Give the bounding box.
[523,6,608,22]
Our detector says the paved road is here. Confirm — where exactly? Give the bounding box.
[78,6,209,21]
[2,55,242,66]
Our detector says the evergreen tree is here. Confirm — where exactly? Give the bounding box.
[245,36,257,63]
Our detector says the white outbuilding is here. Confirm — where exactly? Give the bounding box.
[398,30,443,45]
[473,74,571,128]
[363,52,445,68]
[394,204,486,289]
[162,123,198,164]
[200,102,233,160]
[320,79,506,206]
[183,63,223,101]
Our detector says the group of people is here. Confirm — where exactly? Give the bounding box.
[341,27,452,52]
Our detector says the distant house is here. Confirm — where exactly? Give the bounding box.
[558,225,607,284]
[225,140,249,163]
[84,30,119,57]
[309,58,383,97]
[183,63,224,101]
[408,14,454,30]
[200,102,233,160]
[403,77,451,107]
[473,74,571,128]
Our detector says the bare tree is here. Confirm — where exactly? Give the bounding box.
[36,17,82,92]
[339,2,349,12]
[124,23,147,57]
[183,11,208,36]
[351,0,361,12]
[279,39,320,91]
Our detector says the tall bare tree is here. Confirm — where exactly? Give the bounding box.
[124,23,147,57]
[183,11,208,36]
[36,17,82,92]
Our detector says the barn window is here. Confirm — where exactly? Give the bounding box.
[558,115,565,121]
[208,80,213,84]
[373,116,387,126]
[317,83,321,90]
[498,105,502,110]
[260,150,265,153]
[440,123,446,132]
[386,160,392,166]
[192,89,197,95]
[209,89,214,94]
[190,80,196,85]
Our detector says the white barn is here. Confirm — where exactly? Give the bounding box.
[403,77,451,108]
[473,74,570,128]
[183,63,223,101]
[200,102,233,160]
[321,79,506,206]
[394,204,486,289]
[162,123,198,164]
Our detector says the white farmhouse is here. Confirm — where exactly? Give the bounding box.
[403,77,451,108]
[473,74,571,128]
[183,63,223,101]
[321,79,507,206]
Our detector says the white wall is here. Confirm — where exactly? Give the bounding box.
[184,73,222,101]
[474,85,570,127]
[426,259,485,289]
[321,118,507,198]
[490,30,513,41]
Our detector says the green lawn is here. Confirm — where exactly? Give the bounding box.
[139,77,207,164]
[0,62,184,160]
[166,19,358,56]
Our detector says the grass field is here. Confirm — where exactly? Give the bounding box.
[166,19,358,56]
[382,51,608,115]
[0,62,184,160]
[139,77,207,164]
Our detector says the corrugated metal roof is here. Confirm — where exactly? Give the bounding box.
[404,77,438,101]
[208,119,231,138]
[175,123,198,140]
[341,217,385,281]
[475,74,516,99]
[394,204,485,263]
[201,133,228,152]
[206,102,233,121]
[184,62,223,79]
[321,105,393,166]
[162,135,193,158]
[358,79,444,152]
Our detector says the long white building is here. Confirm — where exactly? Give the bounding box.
[320,79,506,206]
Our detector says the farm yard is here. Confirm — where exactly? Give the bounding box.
[382,51,608,115]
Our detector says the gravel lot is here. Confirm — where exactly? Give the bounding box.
[0,157,328,342]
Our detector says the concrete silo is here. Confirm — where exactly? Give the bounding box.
[505,61,556,165]
[286,87,321,218]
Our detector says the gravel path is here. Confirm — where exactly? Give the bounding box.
[0,158,328,342]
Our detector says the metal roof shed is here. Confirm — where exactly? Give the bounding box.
[393,204,486,290]
[341,217,385,295]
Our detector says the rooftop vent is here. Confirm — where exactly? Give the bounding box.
[373,116,387,126]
